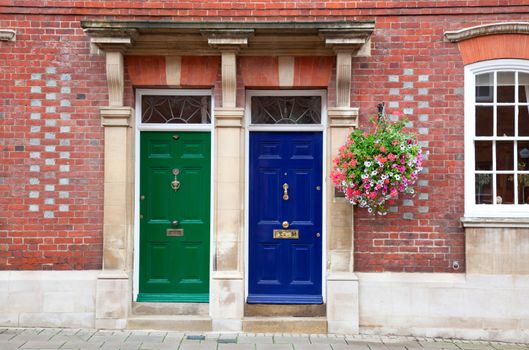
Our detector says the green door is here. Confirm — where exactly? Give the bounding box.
[139,131,210,302]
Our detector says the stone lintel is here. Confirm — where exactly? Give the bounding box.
[328,107,359,127]
[214,107,245,127]
[0,29,16,42]
[100,106,133,127]
[444,22,529,43]
[460,216,529,228]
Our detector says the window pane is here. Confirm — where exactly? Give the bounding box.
[496,174,514,204]
[475,174,493,204]
[497,106,515,136]
[251,96,321,124]
[141,95,211,124]
[519,174,529,204]
[519,141,529,170]
[475,73,493,102]
[475,141,492,170]
[519,105,529,136]
[497,71,515,103]
[518,72,529,103]
[496,141,514,170]
[475,106,493,136]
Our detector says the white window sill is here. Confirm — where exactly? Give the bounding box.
[460,217,529,228]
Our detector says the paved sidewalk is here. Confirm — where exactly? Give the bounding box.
[0,328,527,350]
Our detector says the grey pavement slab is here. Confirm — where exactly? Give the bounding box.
[61,341,106,349]
[419,342,461,349]
[180,343,219,350]
[218,344,256,350]
[334,343,378,350]
[257,344,294,350]
[20,340,66,349]
[239,336,274,344]
[294,344,333,350]
[274,337,311,344]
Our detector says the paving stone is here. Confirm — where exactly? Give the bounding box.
[100,342,142,350]
[419,342,460,349]
[239,336,273,344]
[490,344,529,350]
[455,342,495,350]
[128,335,165,343]
[180,343,219,350]
[141,342,180,350]
[257,344,294,350]
[21,340,65,349]
[61,341,105,349]
[0,341,28,350]
[336,342,372,350]
[294,344,333,350]
[311,337,347,345]
[218,344,256,350]
[275,337,310,344]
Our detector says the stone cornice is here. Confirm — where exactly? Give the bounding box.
[0,29,16,42]
[81,20,375,56]
[444,22,529,43]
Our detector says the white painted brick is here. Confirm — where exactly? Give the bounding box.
[44,198,55,205]
[46,79,57,87]
[45,185,55,191]
[45,159,55,165]
[60,113,71,120]
[30,113,41,120]
[389,88,400,95]
[45,119,57,127]
[59,205,69,212]
[403,108,413,115]
[403,82,414,88]
[60,126,71,133]
[29,191,39,198]
[59,192,69,199]
[29,205,39,212]
[29,139,40,146]
[61,87,71,93]
[31,86,41,93]
[60,152,70,158]
[44,211,54,218]
[30,126,41,133]
[46,106,56,113]
[389,75,399,82]
[30,152,40,159]
[60,99,71,107]
[418,75,429,82]
[31,99,41,106]
[45,132,55,139]
[59,178,69,185]
[46,67,56,74]
[404,68,414,75]
[59,165,70,172]
[29,178,40,185]
[46,93,56,100]
[29,165,40,172]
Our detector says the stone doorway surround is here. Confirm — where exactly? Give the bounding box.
[82,20,374,333]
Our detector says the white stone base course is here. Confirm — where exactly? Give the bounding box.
[357,273,529,343]
[1,271,528,342]
[0,271,98,328]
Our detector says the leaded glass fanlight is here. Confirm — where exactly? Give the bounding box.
[251,96,321,124]
[141,95,211,124]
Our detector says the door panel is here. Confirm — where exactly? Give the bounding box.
[139,131,210,302]
[248,131,323,304]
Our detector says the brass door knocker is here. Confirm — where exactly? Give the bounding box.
[283,183,289,200]
[171,168,181,191]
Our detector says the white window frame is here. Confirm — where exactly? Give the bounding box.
[465,59,529,217]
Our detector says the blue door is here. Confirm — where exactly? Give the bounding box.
[248,131,323,304]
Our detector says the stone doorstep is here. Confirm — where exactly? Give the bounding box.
[244,304,326,317]
[242,317,328,334]
[127,316,213,332]
[131,302,210,317]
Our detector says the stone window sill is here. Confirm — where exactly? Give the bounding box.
[460,217,529,228]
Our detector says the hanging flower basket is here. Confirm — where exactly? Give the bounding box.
[330,104,423,215]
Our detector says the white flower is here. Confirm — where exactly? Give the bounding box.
[400,144,405,150]
[361,174,368,179]
[368,207,373,213]
[381,174,387,180]
[371,170,378,176]
[394,174,401,180]
[364,161,372,167]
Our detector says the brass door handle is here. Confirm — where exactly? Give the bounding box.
[283,183,289,200]
[172,220,179,226]
[282,221,289,229]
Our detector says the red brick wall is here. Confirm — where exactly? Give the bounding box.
[1,1,528,271]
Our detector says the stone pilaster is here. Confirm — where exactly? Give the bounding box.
[203,30,252,331]
[323,32,368,333]
[91,37,135,329]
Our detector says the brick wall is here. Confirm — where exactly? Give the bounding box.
[1,1,528,271]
